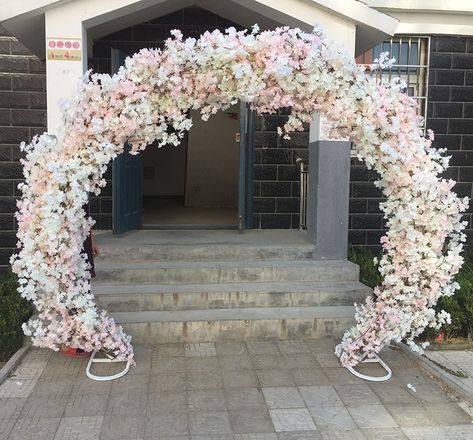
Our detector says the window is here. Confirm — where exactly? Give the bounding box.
[356,37,430,127]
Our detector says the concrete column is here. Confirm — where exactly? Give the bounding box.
[307,115,351,260]
[45,8,88,135]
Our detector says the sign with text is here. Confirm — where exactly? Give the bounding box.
[47,37,81,61]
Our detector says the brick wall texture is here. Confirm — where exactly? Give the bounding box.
[0,25,46,265]
[0,8,472,262]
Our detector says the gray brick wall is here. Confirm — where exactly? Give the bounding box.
[349,35,473,252]
[0,25,46,265]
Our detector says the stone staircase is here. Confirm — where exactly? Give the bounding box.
[93,230,371,343]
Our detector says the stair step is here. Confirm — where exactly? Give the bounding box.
[94,260,359,284]
[111,306,356,343]
[96,230,314,263]
[94,281,371,312]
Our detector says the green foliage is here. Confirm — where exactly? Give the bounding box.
[348,247,382,289]
[436,244,473,340]
[0,270,33,361]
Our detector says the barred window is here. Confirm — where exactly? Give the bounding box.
[356,36,430,128]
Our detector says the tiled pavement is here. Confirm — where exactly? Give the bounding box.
[1,339,473,440]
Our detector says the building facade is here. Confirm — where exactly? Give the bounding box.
[0,1,472,265]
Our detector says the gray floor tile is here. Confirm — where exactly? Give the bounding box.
[263,387,305,409]
[8,417,61,440]
[64,391,109,417]
[299,386,343,408]
[215,342,248,356]
[422,403,472,426]
[187,389,226,412]
[269,409,317,432]
[334,384,381,407]
[400,426,445,440]
[257,369,296,387]
[223,370,259,388]
[277,341,311,355]
[361,427,408,440]
[347,404,398,429]
[290,369,330,387]
[148,372,186,393]
[247,342,281,356]
[229,409,275,434]
[225,387,267,410]
[148,391,187,415]
[384,404,436,428]
[308,406,356,431]
[219,355,253,371]
[277,433,322,440]
[54,416,104,440]
[189,411,232,436]
[186,371,224,390]
[144,412,188,437]
[152,343,185,358]
[99,415,145,440]
[252,356,286,370]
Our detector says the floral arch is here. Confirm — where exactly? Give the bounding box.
[11,26,467,367]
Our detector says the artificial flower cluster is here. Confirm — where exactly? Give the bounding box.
[11,25,467,366]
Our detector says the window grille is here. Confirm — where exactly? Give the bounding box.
[356,36,430,127]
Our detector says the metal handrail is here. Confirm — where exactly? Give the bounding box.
[296,158,308,230]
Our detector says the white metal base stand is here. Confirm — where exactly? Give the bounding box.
[86,350,130,381]
[335,344,392,382]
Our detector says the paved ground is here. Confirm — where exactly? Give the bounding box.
[1,339,473,440]
[426,349,473,398]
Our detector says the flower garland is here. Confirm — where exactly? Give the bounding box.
[11,25,467,366]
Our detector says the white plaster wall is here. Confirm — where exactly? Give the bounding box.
[185,106,240,208]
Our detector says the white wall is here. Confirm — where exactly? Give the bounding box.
[185,106,240,208]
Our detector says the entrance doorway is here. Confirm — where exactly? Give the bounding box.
[111,49,254,234]
[141,106,240,228]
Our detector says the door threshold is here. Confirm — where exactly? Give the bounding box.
[141,224,239,230]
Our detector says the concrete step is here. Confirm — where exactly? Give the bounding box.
[93,280,371,312]
[94,260,360,285]
[110,306,356,343]
[95,230,314,263]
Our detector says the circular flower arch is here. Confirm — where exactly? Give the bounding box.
[11,26,468,366]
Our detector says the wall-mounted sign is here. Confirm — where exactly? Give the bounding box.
[47,37,81,61]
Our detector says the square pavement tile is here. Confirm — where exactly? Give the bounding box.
[257,370,295,387]
[54,416,104,440]
[422,403,472,426]
[8,417,61,440]
[322,368,362,385]
[361,428,409,440]
[219,355,253,371]
[215,342,248,356]
[283,355,318,370]
[334,384,381,408]
[110,374,149,396]
[153,343,185,358]
[442,424,473,439]
[187,389,226,412]
[234,434,278,440]
[229,409,275,434]
[0,397,25,420]
[105,391,147,416]
[262,387,305,409]
[10,361,47,381]
[277,341,310,355]
[368,383,417,405]
[308,406,356,431]
[186,371,224,390]
[384,404,436,428]
[148,391,187,415]
[277,433,322,440]
[185,357,220,372]
[19,395,67,419]
[347,404,398,429]
[318,430,366,440]
[185,343,216,357]
[247,342,281,356]
[64,391,109,417]
[269,409,317,432]
[189,411,232,436]
[151,357,186,374]
[251,355,286,370]
[400,426,446,440]
[225,387,266,411]
[290,370,330,387]
[148,372,186,393]
[30,377,75,398]
[299,386,343,408]
[98,415,146,440]
[223,370,259,388]
[144,412,188,437]
[0,378,38,399]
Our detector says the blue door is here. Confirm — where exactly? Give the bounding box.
[111,48,142,234]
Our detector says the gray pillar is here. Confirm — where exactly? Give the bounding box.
[307,140,351,260]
